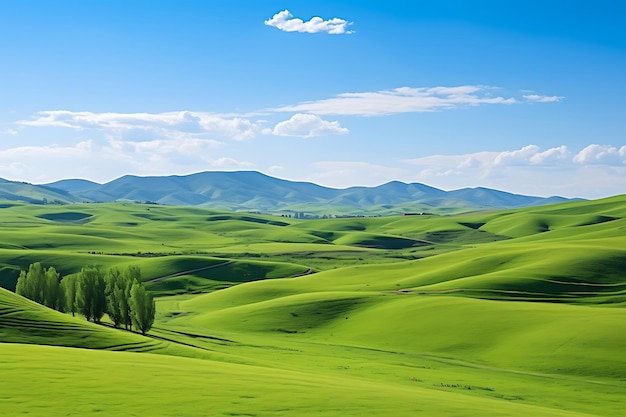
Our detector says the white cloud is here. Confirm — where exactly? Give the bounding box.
[309,157,625,198]
[404,145,576,176]
[529,145,569,164]
[493,145,569,166]
[523,94,564,103]
[19,110,263,141]
[0,137,251,183]
[400,144,625,198]
[573,144,626,165]
[271,113,348,137]
[264,9,353,34]
[272,86,519,116]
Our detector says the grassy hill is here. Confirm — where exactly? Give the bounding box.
[1,195,625,415]
[0,287,164,351]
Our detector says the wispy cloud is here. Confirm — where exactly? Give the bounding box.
[0,138,252,183]
[264,9,353,34]
[269,114,348,137]
[19,110,263,141]
[523,94,564,103]
[272,86,521,116]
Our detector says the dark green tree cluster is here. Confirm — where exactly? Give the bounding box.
[15,263,155,334]
[15,263,64,310]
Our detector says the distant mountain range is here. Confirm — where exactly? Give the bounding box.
[0,171,577,215]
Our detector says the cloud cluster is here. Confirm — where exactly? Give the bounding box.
[264,9,353,34]
[399,144,626,197]
[6,83,580,194]
[404,144,626,174]
[573,144,626,165]
[17,85,561,143]
[493,145,569,166]
[20,110,349,141]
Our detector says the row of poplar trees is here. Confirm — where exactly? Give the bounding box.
[15,262,155,335]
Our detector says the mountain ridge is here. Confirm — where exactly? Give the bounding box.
[0,170,580,214]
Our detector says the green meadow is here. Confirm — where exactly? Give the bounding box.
[1,196,626,416]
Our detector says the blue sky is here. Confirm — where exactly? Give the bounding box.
[0,0,624,198]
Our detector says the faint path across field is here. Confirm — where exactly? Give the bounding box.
[147,261,235,283]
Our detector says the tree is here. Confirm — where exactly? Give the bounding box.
[119,266,139,330]
[15,270,29,299]
[15,262,46,304]
[77,267,106,323]
[43,266,64,311]
[61,275,78,316]
[16,262,64,310]
[14,262,155,331]
[129,281,155,335]
[105,268,124,328]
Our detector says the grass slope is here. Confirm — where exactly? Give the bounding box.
[2,342,600,417]
[0,287,162,352]
[1,195,625,416]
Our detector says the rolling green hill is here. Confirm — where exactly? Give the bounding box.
[0,287,164,351]
[1,195,625,416]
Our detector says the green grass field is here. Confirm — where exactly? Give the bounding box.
[1,196,625,416]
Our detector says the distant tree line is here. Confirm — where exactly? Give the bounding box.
[15,263,155,335]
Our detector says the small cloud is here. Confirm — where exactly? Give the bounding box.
[523,94,564,103]
[493,145,569,166]
[264,9,353,35]
[573,144,626,165]
[271,113,348,137]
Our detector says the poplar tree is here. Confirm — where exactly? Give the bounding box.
[77,267,106,323]
[120,266,139,330]
[61,275,78,316]
[44,266,63,311]
[129,281,155,335]
[16,263,63,310]
[15,262,46,304]
[15,262,155,332]
[15,270,29,299]
[105,268,124,328]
